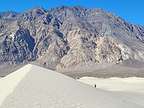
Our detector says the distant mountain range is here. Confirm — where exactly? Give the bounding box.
[0,6,144,76]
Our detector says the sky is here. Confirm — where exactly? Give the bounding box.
[0,0,144,25]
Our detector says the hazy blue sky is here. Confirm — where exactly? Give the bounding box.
[0,0,144,25]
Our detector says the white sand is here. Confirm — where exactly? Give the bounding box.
[78,77,144,92]
[78,77,144,107]
[0,66,30,106]
[0,64,143,108]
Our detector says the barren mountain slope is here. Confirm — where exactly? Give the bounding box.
[0,6,144,75]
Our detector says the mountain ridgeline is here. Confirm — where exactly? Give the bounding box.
[0,6,144,71]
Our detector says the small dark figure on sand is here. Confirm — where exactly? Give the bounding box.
[94,84,96,88]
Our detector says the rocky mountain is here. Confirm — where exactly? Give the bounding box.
[0,6,144,74]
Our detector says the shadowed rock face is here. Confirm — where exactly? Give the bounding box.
[0,6,144,70]
[0,28,35,64]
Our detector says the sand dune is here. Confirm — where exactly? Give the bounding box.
[78,77,144,92]
[78,77,144,107]
[0,64,143,108]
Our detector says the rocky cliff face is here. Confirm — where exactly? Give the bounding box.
[0,6,144,71]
